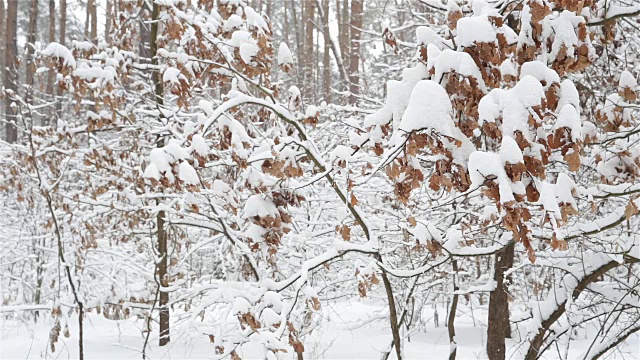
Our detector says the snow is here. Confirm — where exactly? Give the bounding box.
[178,161,199,185]
[407,221,442,245]
[520,61,560,87]
[415,26,449,49]
[500,59,517,79]
[455,16,497,47]
[619,70,637,89]
[363,62,428,141]
[230,30,254,48]
[162,67,186,84]
[499,136,523,165]
[223,14,243,31]
[277,42,294,65]
[143,163,161,180]
[191,134,209,156]
[245,7,269,32]
[329,145,352,165]
[554,104,582,142]
[73,66,117,83]
[41,42,76,68]
[557,79,580,113]
[2,301,636,360]
[243,195,278,218]
[72,40,95,52]
[479,75,545,142]
[555,173,578,207]
[399,80,453,134]
[239,42,260,64]
[433,49,486,91]
[469,150,522,204]
[548,11,593,64]
[305,105,319,118]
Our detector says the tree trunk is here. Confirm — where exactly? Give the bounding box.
[0,0,5,87]
[89,0,97,43]
[289,0,301,83]
[487,242,515,360]
[349,0,362,103]
[105,0,112,44]
[448,260,459,360]
[26,0,39,89]
[4,0,18,143]
[303,0,315,101]
[315,0,349,86]
[45,0,56,125]
[339,0,350,80]
[150,1,170,347]
[140,3,152,59]
[60,0,67,46]
[321,0,332,102]
[84,0,90,38]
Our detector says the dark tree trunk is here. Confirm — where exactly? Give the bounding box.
[487,242,514,360]
[150,1,170,347]
[448,260,459,360]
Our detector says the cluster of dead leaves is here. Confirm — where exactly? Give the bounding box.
[355,268,380,298]
[386,155,425,204]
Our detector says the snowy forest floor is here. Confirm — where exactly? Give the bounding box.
[1,299,638,359]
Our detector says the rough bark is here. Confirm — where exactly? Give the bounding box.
[349,0,362,103]
[4,0,18,143]
[486,242,515,360]
[150,1,171,346]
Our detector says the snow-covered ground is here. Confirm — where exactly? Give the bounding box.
[2,298,638,359]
